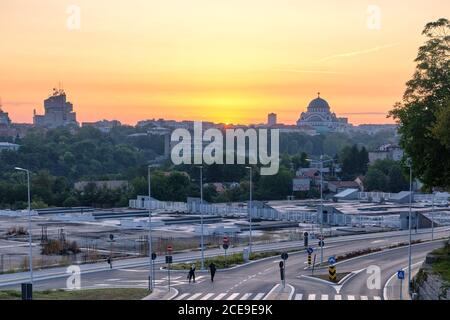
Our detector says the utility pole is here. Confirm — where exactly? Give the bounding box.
[15,167,33,298]
[199,166,205,270]
[306,156,333,265]
[246,167,253,254]
[431,193,435,241]
[148,165,154,291]
[320,155,324,265]
[407,159,412,294]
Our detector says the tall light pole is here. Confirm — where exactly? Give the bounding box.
[306,155,333,265]
[431,192,435,241]
[198,166,205,270]
[147,165,154,291]
[246,166,253,254]
[407,159,413,294]
[15,167,33,288]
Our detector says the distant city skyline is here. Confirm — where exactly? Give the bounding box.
[1,1,449,125]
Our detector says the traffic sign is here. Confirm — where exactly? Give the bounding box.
[328,256,336,265]
[318,235,324,241]
[318,240,325,247]
[397,270,405,280]
[281,252,289,260]
[307,247,314,254]
[223,243,229,250]
[151,253,157,260]
[165,255,173,264]
[223,236,229,244]
[167,245,173,252]
[109,234,114,241]
[303,232,309,237]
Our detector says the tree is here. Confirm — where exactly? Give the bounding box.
[364,168,388,192]
[388,165,409,193]
[431,99,450,149]
[389,18,450,189]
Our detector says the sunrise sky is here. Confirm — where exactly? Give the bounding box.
[1,0,449,125]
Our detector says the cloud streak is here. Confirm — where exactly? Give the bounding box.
[318,43,401,62]
[275,69,344,74]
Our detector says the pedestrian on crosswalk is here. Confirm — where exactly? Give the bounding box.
[209,262,216,282]
[188,264,196,283]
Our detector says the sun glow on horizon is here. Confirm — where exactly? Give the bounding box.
[1,0,449,125]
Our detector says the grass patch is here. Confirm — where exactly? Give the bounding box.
[170,250,294,270]
[430,243,450,284]
[0,288,150,300]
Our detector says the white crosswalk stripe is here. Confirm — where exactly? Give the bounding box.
[175,293,190,300]
[253,293,265,300]
[214,293,227,300]
[201,293,215,300]
[294,294,303,300]
[187,293,202,300]
[240,293,252,300]
[227,293,240,300]
[298,293,382,301]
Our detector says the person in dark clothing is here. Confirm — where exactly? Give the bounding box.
[209,262,217,282]
[188,265,196,283]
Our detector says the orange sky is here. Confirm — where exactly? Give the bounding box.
[1,0,449,125]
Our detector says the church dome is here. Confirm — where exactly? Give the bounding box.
[307,96,330,111]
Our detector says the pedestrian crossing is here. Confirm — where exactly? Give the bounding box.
[173,292,383,301]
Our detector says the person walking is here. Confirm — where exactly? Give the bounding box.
[188,264,196,283]
[209,262,216,282]
[190,264,196,283]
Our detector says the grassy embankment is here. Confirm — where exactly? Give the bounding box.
[0,288,149,300]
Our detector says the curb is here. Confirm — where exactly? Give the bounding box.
[142,287,179,300]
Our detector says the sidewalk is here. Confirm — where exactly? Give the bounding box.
[142,287,178,300]
[384,263,421,300]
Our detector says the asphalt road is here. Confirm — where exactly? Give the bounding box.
[1,226,448,300]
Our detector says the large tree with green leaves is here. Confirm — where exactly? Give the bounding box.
[390,18,450,190]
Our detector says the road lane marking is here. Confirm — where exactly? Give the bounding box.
[214,293,227,300]
[361,296,368,300]
[187,293,202,300]
[308,294,316,300]
[253,293,265,300]
[201,293,215,300]
[175,293,189,300]
[294,294,303,300]
[321,294,329,300]
[335,295,342,300]
[347,295,355,300]
[227,293,240,300]
[240,293,252,300]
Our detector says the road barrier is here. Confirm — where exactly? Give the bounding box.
[329,265,337,282]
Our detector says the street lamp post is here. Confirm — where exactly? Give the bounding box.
[431,193,435,241]
[15,167,33,291]
[147,165,155,291]
[407,159,413,294]
[198,166,205,270]
[246,167,253,254]
[306,156,333,265]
